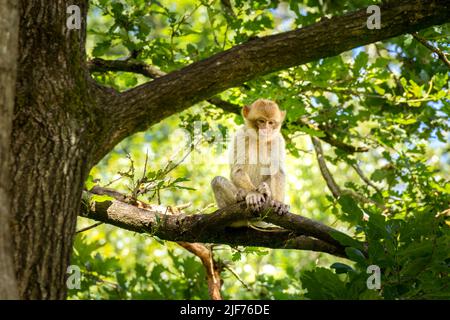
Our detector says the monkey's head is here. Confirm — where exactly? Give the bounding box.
[243,99,286,140]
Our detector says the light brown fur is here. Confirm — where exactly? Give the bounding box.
[211,99,290,227]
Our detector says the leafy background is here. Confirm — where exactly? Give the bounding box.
[70,0,449,299]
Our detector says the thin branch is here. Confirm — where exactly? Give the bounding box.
[88,58,166,78]
[76,222,103,234]
[142,148,149,180]
[351,163,382,193]
[311,137,341,198]
[297,118,369,153]
[311,137,385,210]
[223,265,252,292]
[412,32,450,68]
[177,242,222,300]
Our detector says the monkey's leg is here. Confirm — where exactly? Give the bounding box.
[211,176,238,208]
[211,176,251,228]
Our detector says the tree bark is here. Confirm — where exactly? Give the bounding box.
[10,0,96,299]
[0,0,20,300]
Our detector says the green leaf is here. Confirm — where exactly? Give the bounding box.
[231,251,242,261]
[338,194,364,223]
[330,230,365,251]
[300,268,348,299]
[373,85,385,95]
[395,117,417,125]
[331,263,354,274]
[297,126,326,137]
[401,257,429,277]
[85,175,96,190]
[371,169,387,182]
[92,40,112,57]
[354,51,368,73]
[345,247,366,264]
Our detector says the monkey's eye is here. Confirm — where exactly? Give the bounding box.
[257,119,265,124]
[268,121,274,126]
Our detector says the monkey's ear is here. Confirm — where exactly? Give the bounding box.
[280,110,286,121]
[242,105,251,118]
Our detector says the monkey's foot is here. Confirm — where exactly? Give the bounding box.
[256,182,271,200]
[246,191,266,212]
[270,200,290,215]
[235,189,247,202]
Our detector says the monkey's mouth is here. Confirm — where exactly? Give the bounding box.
[258,129,272,136]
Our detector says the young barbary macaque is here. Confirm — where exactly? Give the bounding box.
[211,99,290,226]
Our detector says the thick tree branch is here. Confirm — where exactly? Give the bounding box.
[88,55,369,154]
[81,188,350,258]
[92,0,450,163]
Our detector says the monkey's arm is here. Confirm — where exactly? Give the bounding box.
[231,165,256,192]
[229,129,257,192]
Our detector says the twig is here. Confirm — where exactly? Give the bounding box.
[223,265,252,291]
[351,162,382,193]
[103,175,124,188]
[142,148,149,180]
[196,203,215,214]
[76,222,103,234]
[412,33,450,69]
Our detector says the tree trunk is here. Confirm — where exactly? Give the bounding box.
[10,0,94,299]
[0,0,20,300]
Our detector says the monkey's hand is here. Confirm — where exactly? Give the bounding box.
[256,182,271,200]
[245,191,266,212]
[235,188,247,202]
[270,200,290,215]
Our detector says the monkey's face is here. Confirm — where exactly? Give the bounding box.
[255,118,280,139]
[243,99,286,141]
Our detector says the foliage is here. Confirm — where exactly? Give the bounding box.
[71,0,450,300]
[70,235,210,299]
[302,159,450,299]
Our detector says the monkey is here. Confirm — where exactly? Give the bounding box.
[211,99,290,228]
